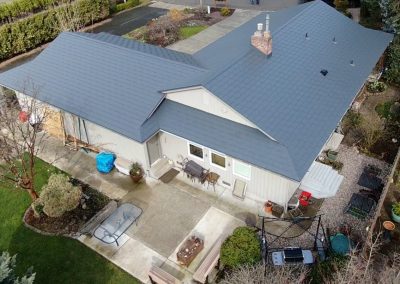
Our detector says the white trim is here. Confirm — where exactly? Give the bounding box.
[187,141,204,161]
[233,159,252,180]
[209,150,227,171]
[164,86,277,142]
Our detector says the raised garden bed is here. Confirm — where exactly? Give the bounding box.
[124,7,234,47]
[342,84,400,163]
[25,178,110,235]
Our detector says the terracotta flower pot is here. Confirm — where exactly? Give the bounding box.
[130,174,143,183]
[264,201,273,213]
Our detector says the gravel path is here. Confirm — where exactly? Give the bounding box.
[265,145,390,250]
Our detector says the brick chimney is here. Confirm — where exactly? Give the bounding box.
[251,14,272,56]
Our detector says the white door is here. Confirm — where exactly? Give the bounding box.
[147,133,161,166]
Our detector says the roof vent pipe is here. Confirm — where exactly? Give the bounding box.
[265,14,270,33]
[350,60,355,66]
[320,69,328,76]
[333,36,337,44]
[257,23,263,32]
[305,32,309,39]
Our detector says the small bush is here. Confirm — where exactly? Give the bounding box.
[113,0,140,13]
[375,101,394,119]
[367,81,387,93]
[167,8,184,23]
[220,7,230,17]
[220,227,261,269]
[342,110,362,132]
[393,202,400,215]
[37,173,82,218]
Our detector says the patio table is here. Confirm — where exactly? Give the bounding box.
[183,160,207,183]
[177,236,204,267]
[94,203,142,246]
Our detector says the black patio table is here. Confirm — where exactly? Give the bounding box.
[183,160,207,183]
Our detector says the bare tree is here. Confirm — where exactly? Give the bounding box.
[0,82,48,201]
[53,1,86,32]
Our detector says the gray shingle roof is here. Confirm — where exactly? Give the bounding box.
[0,0,393,181]
[194,0,393,179]
[142,100,299,180]
[0,32,206,141]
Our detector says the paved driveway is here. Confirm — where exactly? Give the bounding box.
[91,6,167,35]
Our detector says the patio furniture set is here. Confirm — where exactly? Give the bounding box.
[179,159,220,191]
[344,164,384,219]
[149,236,223,284]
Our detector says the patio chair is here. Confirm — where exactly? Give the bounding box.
[232,179,247,200]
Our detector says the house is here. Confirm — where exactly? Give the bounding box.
[0,1,393,209]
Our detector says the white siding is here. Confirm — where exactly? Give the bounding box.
[15,92,149,167]
[62,113,148,167]
[166,88,257,128]
[159,131,299,205]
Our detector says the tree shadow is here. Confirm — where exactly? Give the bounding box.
[8,224,136,284]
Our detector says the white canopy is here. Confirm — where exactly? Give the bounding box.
[300,162,344,199]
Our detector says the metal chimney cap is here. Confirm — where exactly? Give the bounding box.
[257,23,263,31]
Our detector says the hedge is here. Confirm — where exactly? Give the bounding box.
[0,0,109,61]
[0,0,63,24]
[112,0,140,13]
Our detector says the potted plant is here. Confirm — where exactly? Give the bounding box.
[264,201,273,213]
[392,202,400,223]
[129,162,143,183]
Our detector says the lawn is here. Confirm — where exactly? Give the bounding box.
[0,158,138,284]
[179,25,207,40]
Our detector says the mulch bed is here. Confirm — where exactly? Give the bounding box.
[25,179,110,235]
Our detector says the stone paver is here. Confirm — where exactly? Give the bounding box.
[167,9,261,54]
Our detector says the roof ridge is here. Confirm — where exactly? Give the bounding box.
[269,0,319,38]
[63,32,206,71]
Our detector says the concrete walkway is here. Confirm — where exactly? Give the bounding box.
[167,8,261,54]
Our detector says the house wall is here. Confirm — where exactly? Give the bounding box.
[15,92,149,168]
[165,88,257,129]
[62,113,148,167]
[158,131,299,205]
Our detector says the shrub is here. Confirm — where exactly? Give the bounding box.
[113,0,140,13]
[220,7,230,17]
[393,202,400,215]
[367,80,387,93]
[37,173,82,218]
[0,0,60,24]
[375,100,394,118]
[342,110,362,132]
[0,0,110,61]
[384,36,400,86]
[334,0,349,12]
[167,8,184,23]
[220,227,261,269]
[0,251,35,284]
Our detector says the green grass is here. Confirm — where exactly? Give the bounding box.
[0,158,138,284]
[179,26,207,40]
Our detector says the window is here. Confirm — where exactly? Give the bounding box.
[188,143,203,159]
[233,160,251,180]
[211,152,226,169]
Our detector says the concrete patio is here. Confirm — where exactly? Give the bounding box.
[37,137,248,283]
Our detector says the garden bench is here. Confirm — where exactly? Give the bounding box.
[148,265,181,284]
[193,237,223,284]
